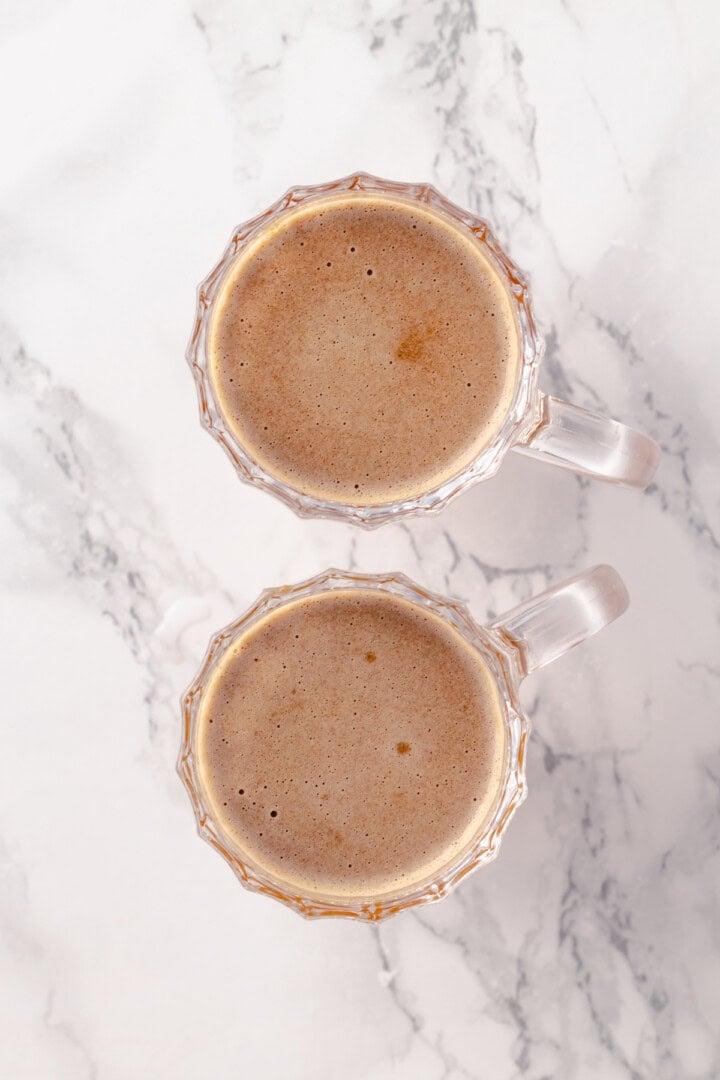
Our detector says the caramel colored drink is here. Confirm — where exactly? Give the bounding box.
[208,193,521,505]
[196,588,507,898]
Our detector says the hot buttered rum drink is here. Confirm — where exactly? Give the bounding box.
[196,588,507,900]
[208,193,521,505]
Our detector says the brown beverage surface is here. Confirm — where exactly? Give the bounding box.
[208,193,521,505]
[197,588,507,899]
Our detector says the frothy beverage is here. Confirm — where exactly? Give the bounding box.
[197,588,507,899]
[209,193,521,505]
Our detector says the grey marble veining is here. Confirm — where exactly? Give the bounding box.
[0,1,718,1078]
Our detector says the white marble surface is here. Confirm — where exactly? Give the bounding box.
[1,1,719,1077]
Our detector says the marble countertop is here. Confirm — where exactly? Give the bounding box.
[2,1,718,1077]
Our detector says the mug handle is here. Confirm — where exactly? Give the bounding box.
[489,565,629,677]
[512,393,660,489]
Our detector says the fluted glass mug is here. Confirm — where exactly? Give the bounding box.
[179,564,628,920]
[187,173,659,527]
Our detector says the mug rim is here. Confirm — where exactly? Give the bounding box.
[186,171,545,527]
[178,568,529,921]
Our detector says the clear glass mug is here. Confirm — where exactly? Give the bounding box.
[179,563,628,920]
[187,172,660,527]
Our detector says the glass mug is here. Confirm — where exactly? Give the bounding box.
[187,172,660,527]
[179,564,628,920]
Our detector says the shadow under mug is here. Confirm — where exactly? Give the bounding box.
[179,564,628,920]
[187,173,660,527]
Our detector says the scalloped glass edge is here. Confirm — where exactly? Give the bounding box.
[186,172,545,528]
[178,569,530,921]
